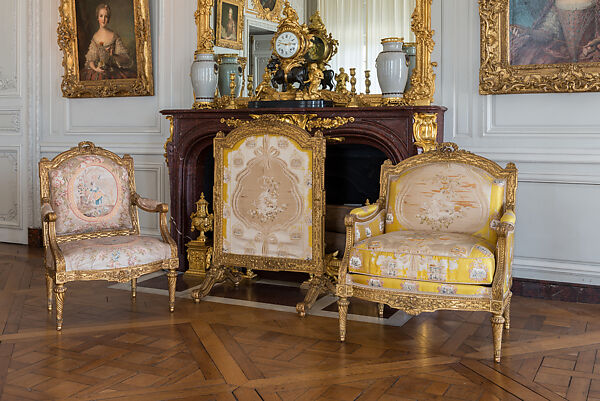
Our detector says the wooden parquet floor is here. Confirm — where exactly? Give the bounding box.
[2,244,600,400]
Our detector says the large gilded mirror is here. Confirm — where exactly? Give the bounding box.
[193,0,435,106]
[316,0,435,106]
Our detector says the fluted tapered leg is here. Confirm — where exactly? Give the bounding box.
[338,297,349,342]
[504,298,511,331]
[54,284,66,331]
[491,314,505,363]
[167,269,177,312]
[45,274,53,311]
[377,303,384,318]
[131,278,137,299]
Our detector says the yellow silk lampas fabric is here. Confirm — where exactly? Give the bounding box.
[351,206,386,242]
[384,163,506,245]
[221,135,314,260]
[349,230,496,285]
[349,273,491,297]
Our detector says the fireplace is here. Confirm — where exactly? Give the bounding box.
[161,106,446,270]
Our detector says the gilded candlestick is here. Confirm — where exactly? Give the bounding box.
[247,75,254,96]
[238,56,247,96]
[350,68,357,94]
[365,70,371,94]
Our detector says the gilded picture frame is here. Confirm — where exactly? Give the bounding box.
[57,0,154,98]
[251,0,283,22]
[216,0,244,50]
[480,0,600,95]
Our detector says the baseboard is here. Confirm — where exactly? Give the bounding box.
[513,257,600,286]
[28,227,42,248]
[512,278,600,304]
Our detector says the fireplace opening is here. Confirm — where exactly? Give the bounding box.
[324,143,388,254]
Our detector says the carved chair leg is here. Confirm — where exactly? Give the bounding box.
[491,314,505,363]
[45,273,53,311]
[192,265,226,302]
[225,268,244,287]
[131,278,137,299]
[167,269,177,312]
[296,275,328,317]
[338,297,349,342]
[377,303,384,318]
[504,297,511,331]
[54,284,66,331]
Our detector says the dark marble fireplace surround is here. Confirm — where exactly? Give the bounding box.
[161,105,446,272]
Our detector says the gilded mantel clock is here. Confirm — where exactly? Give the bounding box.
[269,2,311,75]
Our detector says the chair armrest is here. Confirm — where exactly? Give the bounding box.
[491,208,516,300]
[132,193,177,255]
[339,200,385,284]
[40,201,64,271]
[132,193,168,213]
[41,201,56,222]
[347,201,386,242]
[491,209,516,235]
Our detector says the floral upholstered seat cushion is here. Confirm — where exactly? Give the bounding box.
[385,162,506,244]
[221,135,313,260]
[49,155,134,236]
[349,273,491,298]
[349,230,495,285]
[59,236,172,272]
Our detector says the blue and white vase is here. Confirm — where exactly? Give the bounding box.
[191,53,218,105]
[375,38,409,98]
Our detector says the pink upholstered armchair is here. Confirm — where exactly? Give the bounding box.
[39,142,179,330]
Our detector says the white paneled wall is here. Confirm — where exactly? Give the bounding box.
[436,0,600,284]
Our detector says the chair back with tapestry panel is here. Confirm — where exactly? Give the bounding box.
[337,143,517,362]
[40,142,139,241]
[39,142,179,331]
[192,120,328,316]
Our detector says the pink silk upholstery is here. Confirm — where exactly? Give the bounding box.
[59,236,172,272]
[49,155,134,235]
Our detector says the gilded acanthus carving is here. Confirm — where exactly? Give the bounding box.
[221,114,354,131]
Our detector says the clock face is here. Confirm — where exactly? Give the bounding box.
[275,32,300,59]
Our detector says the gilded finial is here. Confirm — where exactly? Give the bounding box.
[190,193,213,244]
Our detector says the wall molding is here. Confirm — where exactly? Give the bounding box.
[0,147,21,228]
[0,110,20,133]
[514,257,600,286]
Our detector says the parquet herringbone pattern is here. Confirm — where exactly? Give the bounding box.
[2,243,600,400]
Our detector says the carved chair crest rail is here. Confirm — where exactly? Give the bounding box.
[39,141,179,330]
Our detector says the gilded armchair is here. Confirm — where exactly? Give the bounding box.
[39,142,179,330]
[336,143,517,362]
[191,120,328,316]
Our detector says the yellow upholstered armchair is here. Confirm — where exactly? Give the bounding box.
[336,143,517,362]
[39,142,179,330]
[191,119,328,316]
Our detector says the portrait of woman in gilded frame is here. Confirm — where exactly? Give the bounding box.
[216,0,244,50]
[58,0,154,98]
[479,0,600,94]
[510,0,600,65]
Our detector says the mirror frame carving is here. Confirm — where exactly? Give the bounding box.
[193,0,436,106]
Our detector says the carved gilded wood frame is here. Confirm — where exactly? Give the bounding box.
[57,0,154,98]
[401,0,436,106]
[251,0,283,22]
[479,0,600,94]
[336,143,518,362]
[216,0,245,50]
[212,120,326,275]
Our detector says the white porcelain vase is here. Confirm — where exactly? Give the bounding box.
[191,53,218,105]
[375,38,409,98]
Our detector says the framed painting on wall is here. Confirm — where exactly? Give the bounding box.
[251,0,283,21]
[58,0,154,98]
[480,0,600,94]
[216,0,244,50]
